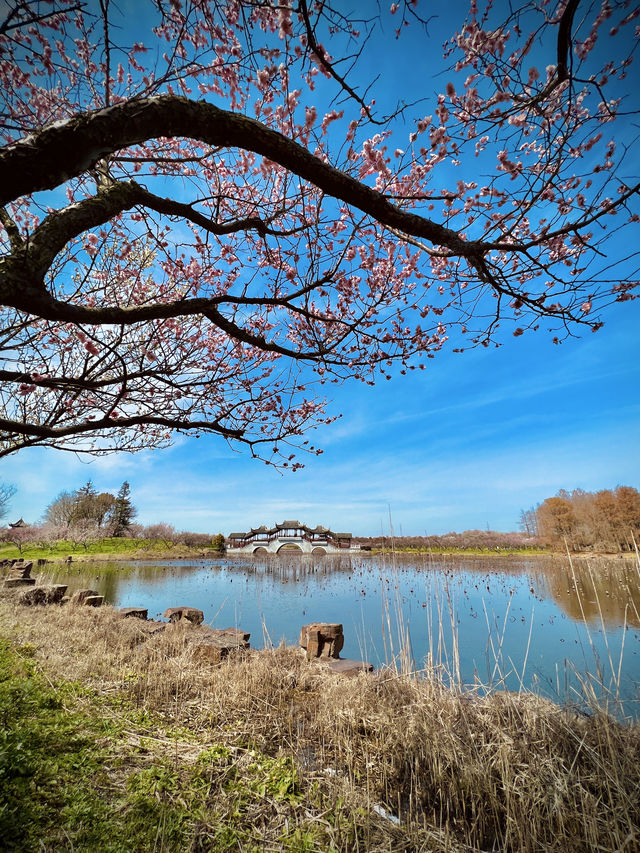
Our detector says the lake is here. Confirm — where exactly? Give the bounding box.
[42,553,640,717]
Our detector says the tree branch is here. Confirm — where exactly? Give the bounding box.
[0,95,471,255]
[0,412,244,443]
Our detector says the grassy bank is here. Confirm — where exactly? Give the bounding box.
[361,545,551,556]
[0,594,638,852]
[0,538,224,562]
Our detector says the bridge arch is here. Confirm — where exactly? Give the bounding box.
[277,543,303,554]
[312,547,326,555]
[253,546,268,554]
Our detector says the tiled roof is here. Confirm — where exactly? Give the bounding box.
[228,522,352,540]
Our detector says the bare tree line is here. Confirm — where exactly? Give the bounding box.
[0,481,224,552]
[522,486,640,552]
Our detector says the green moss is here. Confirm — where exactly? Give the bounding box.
[0,635,338,851]
[0,638,110,850]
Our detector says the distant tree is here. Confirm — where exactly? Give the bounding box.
[536,497,577,547]
[0,523,32,554]
[177,531,214,548]
[0,482,16,522]
[614,486,640,550]
[43,490,76,529]
[68,519,101,551]
[71,481,98,525]
[93,492,116,527]
[142,523,175,548]
[45,481,115,530]
[123,523,143,540]
[35,523,67,549]
[212,534,226,552]
[109,482,136,537]
[593,490,619,549]
[534,485,640,551]
[518,508,539,538]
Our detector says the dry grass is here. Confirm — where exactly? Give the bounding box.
[1,594,639,852]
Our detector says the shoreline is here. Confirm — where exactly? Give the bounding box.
[0,593,638,851]
[37,548,638,564]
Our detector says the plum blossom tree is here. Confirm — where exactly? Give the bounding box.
[0,0,637,466]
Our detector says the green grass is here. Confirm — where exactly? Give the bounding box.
[0,633,345,852]
[0,637,112,850]
[1,597,638,852]
[0,537,223,561]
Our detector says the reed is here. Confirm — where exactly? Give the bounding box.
[1,588,638,852]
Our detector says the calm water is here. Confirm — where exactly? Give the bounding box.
[42,553,640,716]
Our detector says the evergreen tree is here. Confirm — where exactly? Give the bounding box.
[111,482,136,537]
[71,481,97,525]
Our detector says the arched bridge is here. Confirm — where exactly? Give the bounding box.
[227,521,358,555]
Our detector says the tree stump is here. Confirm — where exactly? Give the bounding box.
[8,560,34,579]
[189,627,250,664]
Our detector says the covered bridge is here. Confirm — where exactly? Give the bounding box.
[227,521,355,555]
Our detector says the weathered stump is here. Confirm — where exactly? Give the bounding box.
[84,595,104,607]
[299,622,344,660]
[8,560,34,579]
[210,627,250,644]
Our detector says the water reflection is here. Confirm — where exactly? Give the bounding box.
[39,554,640,716]
[531,558,640,628]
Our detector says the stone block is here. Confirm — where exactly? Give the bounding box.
[299,622,344,660]
[210,627,250,644]
[163,606,204,625]
[20,584,67,606]
[324,659,374,677]
[8,560,33,579]
[4,576,36,588]
[119,607,148,620]
[71,589,100,605]
[192,635,249,665]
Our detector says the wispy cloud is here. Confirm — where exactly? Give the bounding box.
[3,307,638,535]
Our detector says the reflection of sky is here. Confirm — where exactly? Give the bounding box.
[44,555,640,716]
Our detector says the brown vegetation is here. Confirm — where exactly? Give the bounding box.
[1,595,638,851]
[534,486,640,552]
[356,529,539,552]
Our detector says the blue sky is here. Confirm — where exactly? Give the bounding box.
[4,298,637,535]
[2,1,638,535]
